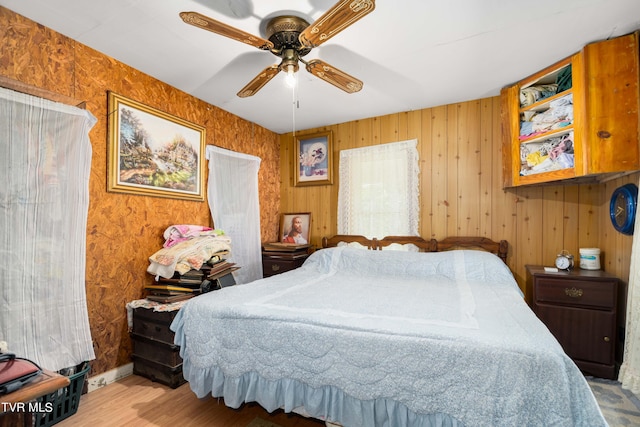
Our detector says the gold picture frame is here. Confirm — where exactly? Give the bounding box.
[294,130,333,186]
[280,212,312,244]
[107,91,206,201]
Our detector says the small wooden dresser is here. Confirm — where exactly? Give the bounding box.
[129,301,187,388]
[526,265,619,379]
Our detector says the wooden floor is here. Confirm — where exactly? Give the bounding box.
[56,374,325,427]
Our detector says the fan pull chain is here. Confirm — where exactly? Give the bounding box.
[291,82,297,137]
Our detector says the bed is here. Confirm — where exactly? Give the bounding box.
[171,235,605,427]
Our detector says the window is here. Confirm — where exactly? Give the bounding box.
[337,139,419,238]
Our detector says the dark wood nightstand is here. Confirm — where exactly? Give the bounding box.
[129,303,186,389]
[262,250,310,277]
[526,265,619,379]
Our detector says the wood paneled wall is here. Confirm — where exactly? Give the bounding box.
[280,99,636,302]
[0,7,280,376]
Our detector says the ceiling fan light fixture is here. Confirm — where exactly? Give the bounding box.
[284,64,297,88]
[279,48,299,88]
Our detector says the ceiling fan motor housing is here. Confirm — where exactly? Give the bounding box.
[266,16,312,58]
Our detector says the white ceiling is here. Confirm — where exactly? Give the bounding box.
[2,0,640,134]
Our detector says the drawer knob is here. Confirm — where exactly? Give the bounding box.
[564,287,583,298]
[271,264,280,271]
[604,336,611,342]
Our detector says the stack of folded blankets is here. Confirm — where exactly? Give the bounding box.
[145,225,238,302]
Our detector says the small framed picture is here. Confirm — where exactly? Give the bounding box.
[294,131,333,186]
[280,213,312,244]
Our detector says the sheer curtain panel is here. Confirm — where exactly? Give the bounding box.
[338,139,420,237]
[206,146,262,284]
[619,176,640,397]
[0,87,96,371]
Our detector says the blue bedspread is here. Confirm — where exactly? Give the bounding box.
[171,247,605,427]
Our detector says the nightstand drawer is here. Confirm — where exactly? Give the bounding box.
[132,355,186,388]
[262,250,309,277]
[133,306,179,325]
[132,318,176,343]
[131,332,181,366]
[534,278,617,309]
[263,258,301,275]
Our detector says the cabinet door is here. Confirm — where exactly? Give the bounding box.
[500,84,519,188]
[536,304,615,365]
[583,31,640,174]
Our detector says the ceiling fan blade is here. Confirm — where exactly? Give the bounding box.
[305,59,363,93]
[299,0,375,48]
[180,11,274,51]
[237,65,281,97]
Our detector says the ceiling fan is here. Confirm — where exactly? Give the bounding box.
[180,0,376,97]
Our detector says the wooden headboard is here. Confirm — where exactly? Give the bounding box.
[374,235,437,252]
[322,235,508,263]
[321,234,376,250]
[435,236,508,263]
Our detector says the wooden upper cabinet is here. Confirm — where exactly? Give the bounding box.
[502,32,640,187]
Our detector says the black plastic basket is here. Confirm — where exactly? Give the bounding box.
[33,361,90,427]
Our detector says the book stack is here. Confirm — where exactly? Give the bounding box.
[203,258,239,286]
[145,269,204,303]
[146,252,239,303]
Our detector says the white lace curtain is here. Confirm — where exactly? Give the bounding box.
[619,176,640,396]
[206,145,262,284]
[0,87,96,371]
[337,139,420,237]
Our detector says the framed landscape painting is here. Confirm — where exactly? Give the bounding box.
[107,92,206,201]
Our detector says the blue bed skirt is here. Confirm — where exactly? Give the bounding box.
[182,362,464,427]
